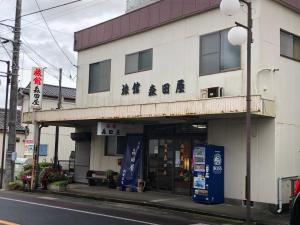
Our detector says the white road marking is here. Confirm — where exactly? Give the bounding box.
[0,197,160,225]
[189,223,209,225]
[37,196,57,200]
[150,198,181,203]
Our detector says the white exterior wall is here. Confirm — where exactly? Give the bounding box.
[208,118,276,204]
[259,0,300,195]
[22,95,75,161]
[76,6,255,108]
[126,0,160,12]
[89,125,143,172]
[0,133,26,165]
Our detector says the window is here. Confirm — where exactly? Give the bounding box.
[125,49,153,74]
[105,136,127,156]
[200,29,241,75]
[280,30,300,61]
[88,59,111,93]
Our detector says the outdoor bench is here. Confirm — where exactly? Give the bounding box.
[86,170,107,186]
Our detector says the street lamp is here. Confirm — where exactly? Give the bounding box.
[220,0,253,224]
[0,60,11,189]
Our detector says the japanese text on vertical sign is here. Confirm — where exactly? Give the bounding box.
[30,67,43,109]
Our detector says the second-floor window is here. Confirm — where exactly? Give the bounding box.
[280,30,300,62]
[200,29,241,76]
[125,49,153,74]
[88,59,111,94]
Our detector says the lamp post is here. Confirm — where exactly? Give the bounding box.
[220,0,253,224]
[0,59,11,189]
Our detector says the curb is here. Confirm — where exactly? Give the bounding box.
[43,190,286,225]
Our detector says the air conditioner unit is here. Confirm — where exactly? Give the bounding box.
[201,87,224,99]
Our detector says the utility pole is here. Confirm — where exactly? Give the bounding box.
[53,68,62,169]
[4,0,22,189]
[0,60,10,189]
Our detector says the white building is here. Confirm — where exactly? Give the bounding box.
[126,0,160,12]
[19,84,75,162]
[23,0,300,208]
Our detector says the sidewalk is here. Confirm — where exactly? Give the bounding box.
[50,183,289,225]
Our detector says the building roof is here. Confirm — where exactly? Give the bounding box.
[21,84,76,101]
[0,109,25,132]
[74,0,300,52]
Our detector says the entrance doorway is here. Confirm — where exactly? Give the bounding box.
[145,124,207,195]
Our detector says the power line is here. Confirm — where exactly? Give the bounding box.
[0,41,12,60]
[21,37,59,70]
[34,0,76,68]
[0,0,82,22]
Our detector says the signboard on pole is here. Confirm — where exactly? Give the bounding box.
[24,139,34,156]
[29,67,44,109]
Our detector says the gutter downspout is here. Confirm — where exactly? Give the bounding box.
[277,177,282,213]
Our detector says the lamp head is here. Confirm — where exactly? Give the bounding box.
[220,0,241,16]
[228,26,247,46]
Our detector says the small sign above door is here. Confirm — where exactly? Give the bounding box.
[97,122,125,136]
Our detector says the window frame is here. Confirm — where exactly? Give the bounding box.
[88,59,111,94]
[104,136,127,156]
[125,49,153,74]
[199,28,241,76]
[280,29,300,63]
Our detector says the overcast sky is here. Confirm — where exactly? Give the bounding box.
[0,0,126,107]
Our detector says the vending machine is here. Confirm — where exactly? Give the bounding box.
[192,145,224,204]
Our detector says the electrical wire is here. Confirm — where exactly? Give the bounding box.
[33,0,76,68]
[0,0,82,23]
[0,41,12,60]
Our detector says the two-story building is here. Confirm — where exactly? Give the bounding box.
[23,0,300,208]
[19,84,76,162]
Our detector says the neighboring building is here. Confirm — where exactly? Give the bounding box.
[126,0,159,12]
[0,109,26,162]
[19,84,76,162]
[23,0,300,209]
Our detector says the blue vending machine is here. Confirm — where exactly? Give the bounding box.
[192,145,224,204]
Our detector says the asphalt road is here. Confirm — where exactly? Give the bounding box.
[0,191,241,225]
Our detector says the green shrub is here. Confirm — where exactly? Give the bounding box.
[23,164,32,171]
[8,181,22,190]
[39,162,53,169]
[39,167,66,189]
[52,180,68,187]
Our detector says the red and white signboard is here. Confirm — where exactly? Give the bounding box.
[24,139,34,156]
[30,67,44,109]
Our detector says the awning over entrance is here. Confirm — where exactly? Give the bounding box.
[23,95,275,126]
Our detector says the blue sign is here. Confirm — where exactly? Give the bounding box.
[119,135,143,191]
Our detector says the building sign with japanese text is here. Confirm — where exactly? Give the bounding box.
[121,79,185,96]
[97,122,125,136]
[30,67,44,109]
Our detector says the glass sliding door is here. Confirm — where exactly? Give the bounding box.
[157,139,174,191]
[174,139,192,195]
[148,139,174,191]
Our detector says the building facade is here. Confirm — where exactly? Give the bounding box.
[19,84,76,162]
[0,109,25,164]
[126,0,160,12]
[23,0,300,207]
